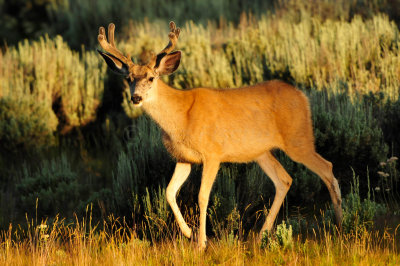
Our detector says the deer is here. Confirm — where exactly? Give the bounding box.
[97,22,343,249]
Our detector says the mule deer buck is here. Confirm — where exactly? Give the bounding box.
[97,22,343,249]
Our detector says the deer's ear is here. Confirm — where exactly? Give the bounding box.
[97,50,129,75]
[156,51,181,75]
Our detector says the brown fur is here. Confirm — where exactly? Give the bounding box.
[144,80,313,164]
[141,77,342,249]
[98,22,343,250]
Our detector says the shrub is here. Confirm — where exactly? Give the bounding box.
[16,154,80,218]
[309,90,388,193]
[0,0,61,45]
[112,151,141,217]
[3,0,400,50]
[325,172,387,234]
[106,117,173,221]
[46,0,275,49]
[209,165,240,239]
[261,220,294,250]
[142,186,172,239]
[0,35,106,135]
[370,95,400,157]
[0,97,57,151]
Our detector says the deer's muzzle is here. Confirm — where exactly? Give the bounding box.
[131,94,143,105]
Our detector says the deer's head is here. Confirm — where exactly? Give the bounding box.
[97,22,181,106]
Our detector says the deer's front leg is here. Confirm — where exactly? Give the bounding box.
[166,163,192,238]
[198,159,220,250]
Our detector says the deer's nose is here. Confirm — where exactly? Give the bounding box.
[131,94,143,104]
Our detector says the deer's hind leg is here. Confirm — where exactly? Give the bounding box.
[286,147,343,228]
[198,159,220,250]
[257,151,293,237]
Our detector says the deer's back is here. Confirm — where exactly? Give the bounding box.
[168,80,314,163]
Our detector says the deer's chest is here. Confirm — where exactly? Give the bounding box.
[162,132,202,164]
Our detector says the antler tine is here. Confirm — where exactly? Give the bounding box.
[159,21,181,55]
[108,23,116,48]
[147,21,180,68]
[98,23,132,65]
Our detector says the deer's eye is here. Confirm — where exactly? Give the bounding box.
[148,77,154,82]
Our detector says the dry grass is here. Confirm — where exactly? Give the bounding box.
[0,215,398,265]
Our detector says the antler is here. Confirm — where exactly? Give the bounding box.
[159,21,181,55]
[98,23,135,69]
[148,21,181,68]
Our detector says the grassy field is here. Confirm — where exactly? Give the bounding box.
[0,215,399,265]
[1,0,400,264]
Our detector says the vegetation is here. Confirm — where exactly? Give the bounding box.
[0,36,106,135]
[0,0,399,263]
[0,216,398,265]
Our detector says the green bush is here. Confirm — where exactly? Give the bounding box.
[16,154,80,218]
[0,35,106,135]
[209,165,240,239]
[325,172,387,234]
[309,90,388,193]
[0,0,62,45]
[46,0,275,49]
[368,94,400,157]
[261,220,294,250]
[77,188,113,219]
[112,151,141,217]
[0,97,57,151]
[3,0,400,50]
[105,117,173,222]
[142,186,172,239]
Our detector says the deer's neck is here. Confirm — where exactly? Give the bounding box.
[142,80,192,137]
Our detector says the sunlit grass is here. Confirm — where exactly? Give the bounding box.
[121,12,400,107]
[0,214,398,265]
